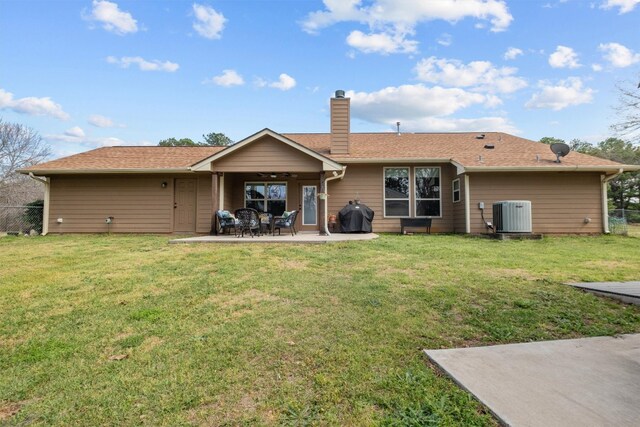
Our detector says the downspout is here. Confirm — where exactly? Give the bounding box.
[28,172,50,235]
[322,166,347,236]
[601,168,623,234]
[464,174,471,234]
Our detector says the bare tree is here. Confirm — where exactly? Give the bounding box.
[0,119,51,205]
[611,75,640,143]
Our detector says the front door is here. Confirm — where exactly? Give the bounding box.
[300,184,318,231]
[174,178,197,232]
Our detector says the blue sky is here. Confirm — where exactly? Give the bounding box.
[1,0,639,157]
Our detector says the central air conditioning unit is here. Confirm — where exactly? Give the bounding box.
[493,201,532,233]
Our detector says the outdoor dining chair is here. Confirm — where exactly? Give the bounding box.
[272,210,299,236]
[234,208,261,237]
[214,210,237,235]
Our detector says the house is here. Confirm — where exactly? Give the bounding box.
[20,91,639,235]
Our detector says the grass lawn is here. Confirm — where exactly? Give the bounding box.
[628,223,640,238]
[1,234,640,425]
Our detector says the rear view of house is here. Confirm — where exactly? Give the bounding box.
[20,91,639,235]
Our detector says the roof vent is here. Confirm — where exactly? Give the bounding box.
[484,144,495,149]
[476,134,486,139]
[335,90,345,99]
[396,121,401,136]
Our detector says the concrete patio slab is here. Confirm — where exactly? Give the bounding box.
[425,334,640,427]
[567,281,640,305]
[169,232,379,244]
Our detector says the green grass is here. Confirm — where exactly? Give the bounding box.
[1,234,639,425]
[628,224,640,238]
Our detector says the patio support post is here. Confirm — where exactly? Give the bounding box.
[210,173,219,234]
[319,172,328,236]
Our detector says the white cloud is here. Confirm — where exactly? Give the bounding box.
[598,42,640,67]
[437,33,453,47]
[346,30,417,54]
[344,84,517,133]
[414,56,527,94]
[301,0,512,54]
[399,116,519,133]
[88,114,115,128]
[302,0,513,34]
[45,131,126,147]
[548,45,581,68]
[192,3,226,39]
[87,0,138,35]
[64,126,85,138]
[504,47,523,60]
[205,69,245,87]
[269,74,297,91]
[525,77,594,110]
[0,88,70,120]
[106,56,179,72]
[600,0,640,13]
[347,84,487,121]
[591,63,603,72]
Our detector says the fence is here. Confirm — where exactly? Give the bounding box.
[0,205,44,235]
[608,209,640,235]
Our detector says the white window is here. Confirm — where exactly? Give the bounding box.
[384,167,410,217]
[415,167,441,217]
[245,182,287,215]
[452,178,461,203]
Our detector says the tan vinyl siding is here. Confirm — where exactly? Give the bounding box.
[196,176,212,233]
[469,172,603,234]
[211,136,322,172]
[330,98,350,155]
[48,174,213,233]
[327,164,455,233]
[452,174,466,233]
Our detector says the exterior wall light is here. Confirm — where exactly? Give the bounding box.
[161,181,168,188]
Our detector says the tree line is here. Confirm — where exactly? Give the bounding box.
[539,136,639,211]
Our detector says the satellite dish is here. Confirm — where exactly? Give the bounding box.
[550,142,570,163]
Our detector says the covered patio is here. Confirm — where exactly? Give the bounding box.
[190,129,346,235]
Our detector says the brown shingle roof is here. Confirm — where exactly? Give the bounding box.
[284,132,624,169]
[22,132,629,173]
[21,146,224,172]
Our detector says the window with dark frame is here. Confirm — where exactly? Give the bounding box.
[384,167,410,217]
[415,167,441,217]
[245,182,287,216]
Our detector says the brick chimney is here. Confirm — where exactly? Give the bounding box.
[330,90,350,155]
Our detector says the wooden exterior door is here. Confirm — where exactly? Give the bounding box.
[174,179,197,232]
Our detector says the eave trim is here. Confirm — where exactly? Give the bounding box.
[17,168,194,175]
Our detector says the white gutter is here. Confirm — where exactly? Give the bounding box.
[321,166,347,236]
[464,174,471,234]
[28,173,50,236]
[601,168,624,234]
[462,165,639,173]
[333,158,452,164]
[18,168,193,175]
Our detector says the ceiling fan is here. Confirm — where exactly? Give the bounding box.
[256,172,298,178]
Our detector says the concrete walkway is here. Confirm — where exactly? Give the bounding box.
[425,334,640,427]
[170,232,378,244]
[568,281,640,305]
